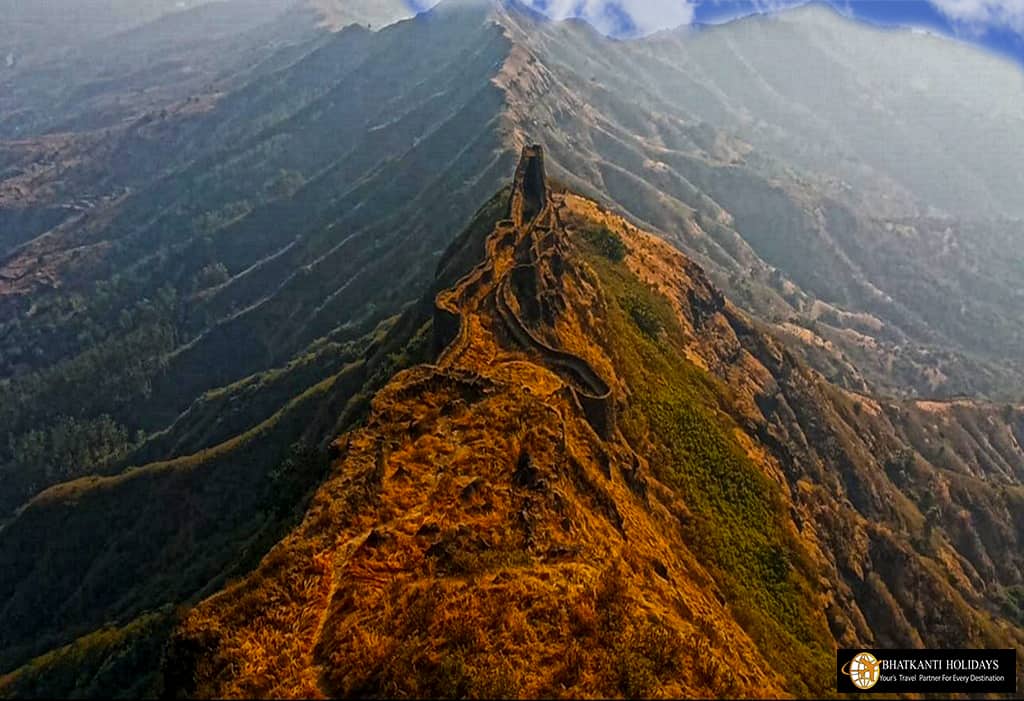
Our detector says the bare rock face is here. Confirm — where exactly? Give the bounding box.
[509,144,548,228]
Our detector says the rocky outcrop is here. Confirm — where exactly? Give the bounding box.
[435,145,615,437]
[508,144,548,228]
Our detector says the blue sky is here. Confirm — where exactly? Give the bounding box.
[407,1,1024,67]
[695,1,1024,66]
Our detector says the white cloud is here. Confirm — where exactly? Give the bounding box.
[412,0,696,35]
[412,0,1024,36]
[545,0,696,36]
[747,0,805,12]
[929,0,1024,33]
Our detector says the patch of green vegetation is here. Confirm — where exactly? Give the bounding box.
[429,651,474,698]
[580,243,834,697]
[1000,585,1024,626]
[592,565,720,696]
[470,658,518,699]
[448,548,533,577]
[615,646,658,698]
[131,330,378,469]
[0,610,174,699]
[623,293,664,339]
[374,321,434,387]
[6,414,133,494]
[580,225,628,262]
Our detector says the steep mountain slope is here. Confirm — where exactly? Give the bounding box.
[4,0,1020,525]
[153,149,1023,698]
[3,146,1022,699]
[0,2,514,514]
[489,2,1024,399]
[0,305,432,679]
[0,0,410,84]
[1,4,1022,695]
[0,0,219,66]
[310,0,413,30]
[0,0,324,138]
[4,1,1021,518]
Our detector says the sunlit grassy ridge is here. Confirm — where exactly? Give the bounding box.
[578,227,834,696]
[155,183,816,698]
[0,312,437,683]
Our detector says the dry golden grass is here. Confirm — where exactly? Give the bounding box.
[165,192,795,699]
[165,183,1024,699]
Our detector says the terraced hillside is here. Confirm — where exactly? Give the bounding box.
[0,3,515,516]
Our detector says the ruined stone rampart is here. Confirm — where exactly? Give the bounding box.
[509,144,548,228]
[433,144,616,438]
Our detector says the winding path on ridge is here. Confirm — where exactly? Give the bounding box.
[433,145,614,437]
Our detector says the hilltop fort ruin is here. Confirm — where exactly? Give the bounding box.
[434,145,616,438]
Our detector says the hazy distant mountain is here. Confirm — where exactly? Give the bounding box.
[309,0,414,29]
[490,1,1024,397]
[7,0,1020,396]
[0,2,1022,696]
[0,0,221,63]
[0,0,415,68]
[0,0,424,139]
[0,0,328,138]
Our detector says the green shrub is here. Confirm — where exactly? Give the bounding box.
[429,651,472,699]
[582,226,628,262]
[631,621,685,675]
[615,648,657,698]
[0,611,174,699]
[623,293,664,339]
[1000,585,1024,625]
[472,660,518,699]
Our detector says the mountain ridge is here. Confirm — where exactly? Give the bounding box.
[3,0,1022,406]
[1,7,1022,697]
[2,144,1022,699]
[153,147,1022,698]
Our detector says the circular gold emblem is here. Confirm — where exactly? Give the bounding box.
[842,652,882,690]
